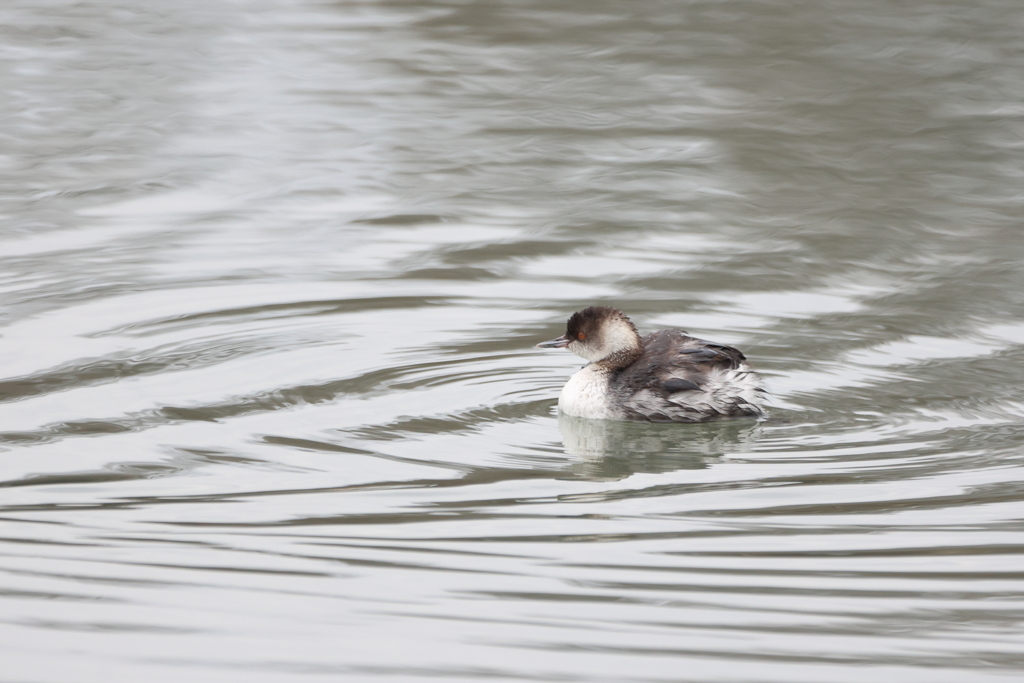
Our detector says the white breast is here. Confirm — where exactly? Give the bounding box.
[558,365,618,420]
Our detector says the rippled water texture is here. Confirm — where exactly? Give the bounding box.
[3,1,1024,681]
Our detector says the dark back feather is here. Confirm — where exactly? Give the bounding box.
[610,330,759,421]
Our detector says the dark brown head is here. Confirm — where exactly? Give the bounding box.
[537,306,641,362]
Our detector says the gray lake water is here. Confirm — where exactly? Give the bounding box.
[3,1,1024,681]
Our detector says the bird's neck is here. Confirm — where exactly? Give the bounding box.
[596,344,642,371]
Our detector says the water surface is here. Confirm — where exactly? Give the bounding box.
[3,1,1024,681]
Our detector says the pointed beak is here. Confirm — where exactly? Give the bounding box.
[536,335,571,349]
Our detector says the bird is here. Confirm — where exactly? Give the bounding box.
[537,306,765,422]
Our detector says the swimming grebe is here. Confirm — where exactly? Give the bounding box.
[537,306,765,422]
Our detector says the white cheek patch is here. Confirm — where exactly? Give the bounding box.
[601,320,638,354]
[568,319,638,362]
[568,340,601,362]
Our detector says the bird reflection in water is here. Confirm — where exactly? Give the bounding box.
[557,412,761,481]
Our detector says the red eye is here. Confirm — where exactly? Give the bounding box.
[578,332,586,340]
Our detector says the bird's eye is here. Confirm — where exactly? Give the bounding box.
[578,332,586,340]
